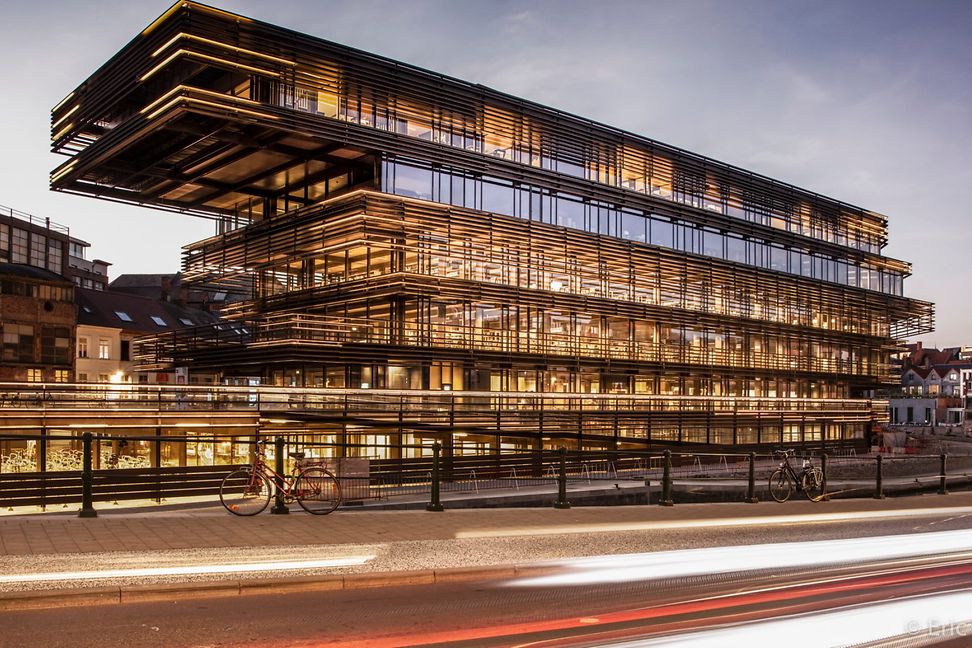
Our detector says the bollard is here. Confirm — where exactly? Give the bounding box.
[938,452,948,496]
[821,453,830,501]
[660,450,674,506]
[745,452,758,503]
[426,442,444,512]
[270,437,289,514]
[78,431,97,518]
[874,454,885,500]
[644,479,652,505]
[554,447,571,509]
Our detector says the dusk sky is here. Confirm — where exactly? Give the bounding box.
[1,0,969,345]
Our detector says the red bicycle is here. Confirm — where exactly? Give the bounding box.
[219,443,341,515]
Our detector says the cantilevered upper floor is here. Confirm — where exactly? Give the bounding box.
[52,2,906,263]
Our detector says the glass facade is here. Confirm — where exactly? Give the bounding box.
[52,2,933,452]
[383,158,904,295]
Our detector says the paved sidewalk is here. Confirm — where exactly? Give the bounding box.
[2,491,972,556]
[0,492,971,606]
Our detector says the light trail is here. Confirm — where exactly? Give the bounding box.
[457,505,972,539]
[308,562,972,647]
[606,589,972,647]
[510,528,972,587]
[0,555,374,583]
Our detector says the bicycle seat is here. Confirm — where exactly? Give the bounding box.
[291,452,306,460]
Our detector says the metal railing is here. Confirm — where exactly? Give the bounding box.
[0,204,71,235]
[2,432,969,515]
[132,312,891,379]
[0,382,878,417]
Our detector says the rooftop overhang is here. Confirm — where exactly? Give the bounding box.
[51,87,373,221]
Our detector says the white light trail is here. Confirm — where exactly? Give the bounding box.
[0,556,374,583]
[510,529,972,587]
[459,505,972,539]
[608,590,972,647]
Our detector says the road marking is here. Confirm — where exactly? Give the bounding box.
[456,506,972,538]
[0,556,374,583]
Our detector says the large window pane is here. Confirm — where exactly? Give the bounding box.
[620,211,645,243]
[650,217,673,248]
[393,162,432,200]
[482,178,514,217]
[702,229,724,259]
[556,195,584,230]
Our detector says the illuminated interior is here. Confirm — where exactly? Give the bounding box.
[52,1,933,452]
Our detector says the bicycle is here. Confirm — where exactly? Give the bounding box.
[219,442,342,515]
[768,449,824,502]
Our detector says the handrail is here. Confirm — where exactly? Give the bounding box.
[0,204,71,235]
[131,313,892,379]
[0,381,877,403]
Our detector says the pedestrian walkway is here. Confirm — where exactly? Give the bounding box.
[2,491,971,605]
[2,491,971,557]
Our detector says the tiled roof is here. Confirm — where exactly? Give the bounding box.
[931,363,972,378]
[0,262,71,284]
[905,366,932,379]
[76,288,217,334]
[108,273,177,289]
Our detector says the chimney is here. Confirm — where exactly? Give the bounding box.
[161,275,172,301]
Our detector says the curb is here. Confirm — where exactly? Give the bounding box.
[0,564,559,611]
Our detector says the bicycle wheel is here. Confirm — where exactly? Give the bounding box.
[802,467,824,501]
[295,467,342,515]
[220,468,271,516]
[769,469,793,503]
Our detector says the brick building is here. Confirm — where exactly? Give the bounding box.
[0,263,75,382]
[0,204,109,291]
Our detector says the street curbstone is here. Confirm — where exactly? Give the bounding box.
[120,580,240,603]
[433,566,517,583]
[239,573,344,594]
[342,570,435,590]
[0,586,120,611]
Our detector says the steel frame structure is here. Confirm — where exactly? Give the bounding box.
[51,1,933,453]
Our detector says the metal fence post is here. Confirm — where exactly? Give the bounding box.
[78,432,97,518]
[874,454,885,500]
[745,452,758,503]
[938,452,948,496]
[426,442,444,512]
[270,436,289,514]
[660,450,674,506]
[554,446,571,509]
[821,453,829,501]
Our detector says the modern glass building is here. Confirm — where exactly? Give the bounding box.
[50,1,933,455]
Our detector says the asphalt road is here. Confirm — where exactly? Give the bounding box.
[3,551,972,647]
[5,510,972,648]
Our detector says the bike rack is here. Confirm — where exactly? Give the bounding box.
[718,455,730,476]
[691,455,703,477]
[580,462,592,485]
